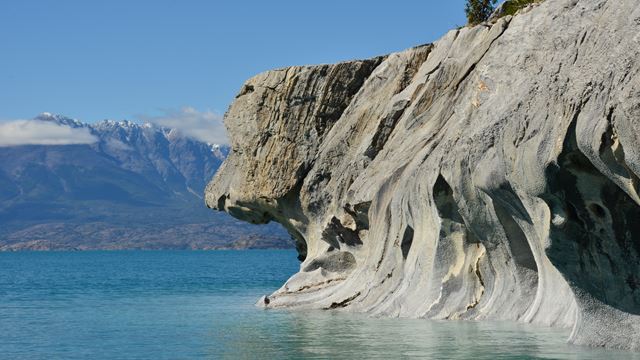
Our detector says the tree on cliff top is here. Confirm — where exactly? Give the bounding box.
[465,0,497,25]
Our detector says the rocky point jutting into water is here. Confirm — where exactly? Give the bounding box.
[206,0,640,351]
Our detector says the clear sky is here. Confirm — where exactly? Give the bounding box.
[0,0,467,123]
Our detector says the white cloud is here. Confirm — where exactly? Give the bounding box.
[139,107,229,145]
[105,138,133,151]
[0,120,97,147]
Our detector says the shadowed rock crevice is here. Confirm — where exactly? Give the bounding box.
[544,120,640,315]
[344,202,371,231]
[428,174,488,319]
[326,292,361,309]
[311,57,386,135]
[598,118,640,202]
[433,175,465,232]
[365,100,410,160]
[400,225,414,259]
[493,200,538,272]
[321,216,363,248]
[303,251,356,273]
[289,226,308,262]
[396,44,433,93]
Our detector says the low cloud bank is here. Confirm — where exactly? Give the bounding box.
[139,107,229,145]
[0,120,97,147]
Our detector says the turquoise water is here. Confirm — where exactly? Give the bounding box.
[1,251,638,359]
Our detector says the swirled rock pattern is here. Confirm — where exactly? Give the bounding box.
[206,0,640,350]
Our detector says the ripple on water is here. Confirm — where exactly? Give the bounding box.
[0,250,638,360]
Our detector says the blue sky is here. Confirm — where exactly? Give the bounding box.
[0,0,467,123]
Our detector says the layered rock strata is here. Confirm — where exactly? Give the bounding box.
[206,0,640,350]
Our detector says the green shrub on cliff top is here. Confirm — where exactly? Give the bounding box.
[465,0,497,25]
[466,0,544,25]
[500,0,543,16]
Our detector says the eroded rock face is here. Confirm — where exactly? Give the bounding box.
[206,0,640,350]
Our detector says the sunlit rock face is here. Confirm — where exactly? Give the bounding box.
[206,0,640,351]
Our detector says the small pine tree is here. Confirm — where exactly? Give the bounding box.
[465,0,497,25]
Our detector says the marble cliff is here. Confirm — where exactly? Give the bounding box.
[206,0,640,350]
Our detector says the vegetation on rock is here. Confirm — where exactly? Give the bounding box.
[465,0,497,25]
[498,0,544,17]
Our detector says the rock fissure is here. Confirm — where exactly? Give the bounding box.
[453,17,511,91]
[326,292,362,310]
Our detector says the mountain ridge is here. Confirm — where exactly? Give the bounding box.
[0,113,290,250]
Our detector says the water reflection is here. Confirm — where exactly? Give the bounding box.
[2,251,638,360]
[218,308,640,359]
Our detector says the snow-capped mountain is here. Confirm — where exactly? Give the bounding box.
[0,114,288,250]
[35,112,228,200]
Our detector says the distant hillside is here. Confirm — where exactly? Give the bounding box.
[0,113,290,250]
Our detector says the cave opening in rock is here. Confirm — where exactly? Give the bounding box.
[401,225,415,259]
[543,120,640,315]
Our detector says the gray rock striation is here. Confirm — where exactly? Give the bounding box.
[206,0,640,350]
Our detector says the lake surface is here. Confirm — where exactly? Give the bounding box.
[1,250,638,359]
